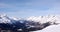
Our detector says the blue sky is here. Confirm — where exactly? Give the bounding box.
[0,0,60,18]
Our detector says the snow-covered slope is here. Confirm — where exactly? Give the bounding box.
[32,24,60,32]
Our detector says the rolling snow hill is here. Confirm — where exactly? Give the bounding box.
[32,24,60,32]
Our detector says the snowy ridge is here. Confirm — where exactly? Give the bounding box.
[27,15,60,24]
[0,14,42,31]
[0,14,11,23]
[0,14,60,32]
[0,14,22,23]
[0,14,60,24]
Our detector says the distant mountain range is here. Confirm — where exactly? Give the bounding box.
[27,15,60,24]
[0,14,60,32]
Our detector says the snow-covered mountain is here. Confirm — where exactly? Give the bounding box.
[0,14,11,23]
[0,14,60,25]
[26,15,60,24]
[0,14,60,32]
[0,14,42,31]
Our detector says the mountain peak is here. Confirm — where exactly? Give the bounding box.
[26,15,60,24]
[0,14,7,17]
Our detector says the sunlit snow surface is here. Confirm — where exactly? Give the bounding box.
[31,24,60,32]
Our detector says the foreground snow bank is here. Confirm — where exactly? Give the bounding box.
[32,24,60,32]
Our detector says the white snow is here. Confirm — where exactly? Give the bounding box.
[0,14,11,23]
[0,14,60,24]
[11,17,21,21]
[31,24,60,32]
[27,15,60,24]
[0,14,21,23]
